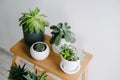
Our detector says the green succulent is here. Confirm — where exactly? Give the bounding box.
[60,44,79,61]
[19,8,49,33]
[33,43,46,52]
[50,22,76,45]
[24,71,47,80]
[8,64,47,80]
[9,64,28,80]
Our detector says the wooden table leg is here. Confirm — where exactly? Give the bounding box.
[11,55,20,66]
[82,66,88,80]
[34,65,41,75]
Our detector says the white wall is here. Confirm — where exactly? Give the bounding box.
[0,0,120,80]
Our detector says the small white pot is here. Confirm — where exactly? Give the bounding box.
[30,42,50,60]
[52,39,70,53]
[60,56,80,74]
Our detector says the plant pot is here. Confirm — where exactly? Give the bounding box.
[23,27,45,46]
[60,56,80,74]
[52,39,70,53]
[30,42,50,60]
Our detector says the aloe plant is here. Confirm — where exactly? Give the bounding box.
[8,64,47,80]
[24,71,47,80]
[19,8,49,33]
[50,22,76,45]
[9,64,28,80]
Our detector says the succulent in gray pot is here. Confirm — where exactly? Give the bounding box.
[19,8,49,46]
[49,22,76,53]
[30,42,50,60]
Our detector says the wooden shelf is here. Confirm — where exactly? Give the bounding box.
[10,34,93,80]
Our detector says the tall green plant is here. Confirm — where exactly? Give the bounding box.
[50,22,76,45]
[19,8,49,33]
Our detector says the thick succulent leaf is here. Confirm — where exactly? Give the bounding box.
[55,35,62,45]
[50,36,56,44]
[52,28,60,33]
[70,36,76,43]
[50,25,57,29]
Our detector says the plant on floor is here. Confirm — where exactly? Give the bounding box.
[8,64,47,80]
[24,71,47,80]
[8,64,28,80]
[19,8,49,46]
[50,22,76,46]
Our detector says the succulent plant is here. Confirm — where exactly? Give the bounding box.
[9,64,28,80]
[60,44,80,61]
[33,43,46,52]
[50,22,76,45]
[24,71,47,80]
[19,8,49,33]
[8,64,47,80]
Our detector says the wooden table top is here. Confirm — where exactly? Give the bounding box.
[10,35,93,80]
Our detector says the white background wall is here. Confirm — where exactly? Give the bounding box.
[0,0,120,80]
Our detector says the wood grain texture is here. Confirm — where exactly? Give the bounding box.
[10,34,93,80]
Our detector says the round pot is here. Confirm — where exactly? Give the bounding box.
[52,39,70,53]
[30,42,50,60]
[60,56,80,74]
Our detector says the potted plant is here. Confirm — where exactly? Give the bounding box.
[9,64,28,80]
[49,22,76,53]
[19,8,49,46]
[25,71,47,80]
[9,64,47,80]
[30,42,50,60]
[59,44,84,74]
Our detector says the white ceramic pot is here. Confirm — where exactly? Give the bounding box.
[60,56,80,74]
[52,39,70,53]
[30,42,50,60]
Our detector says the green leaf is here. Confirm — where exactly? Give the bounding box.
[55,35,62,45]
[50,36,56,44]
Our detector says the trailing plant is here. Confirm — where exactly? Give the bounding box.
[33,43,46,52]
[19,8,49,33]
[50,22,76,45]
[60,44,83,61]
[8,64,28,80]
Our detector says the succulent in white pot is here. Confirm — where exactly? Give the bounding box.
[49,22,76,53]
[60,44,84,74]
[30,42,50,60]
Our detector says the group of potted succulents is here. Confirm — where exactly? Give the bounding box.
[12,7,85,76]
